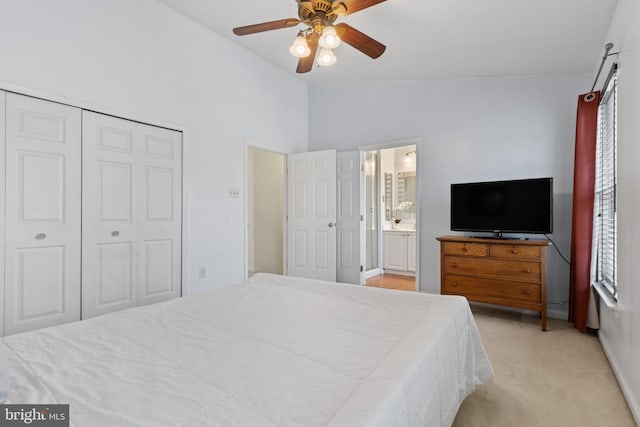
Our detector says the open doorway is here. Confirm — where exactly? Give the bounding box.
[363,144,418,291]
[247,146,286,277]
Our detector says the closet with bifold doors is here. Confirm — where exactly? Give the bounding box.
[1,91,183,336]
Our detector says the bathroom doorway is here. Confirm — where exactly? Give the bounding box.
[363,143,418,291]
[246,146,286,277]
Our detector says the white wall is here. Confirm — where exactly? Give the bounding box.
[596,0,640,422]
[309,74,590,316]
[0,0,308,293]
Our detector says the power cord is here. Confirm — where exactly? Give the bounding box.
[544,233,570,305]
[544,234,571,265]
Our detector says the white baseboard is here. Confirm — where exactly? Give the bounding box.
[599,334,640,425]
[381,269,415,277]
[466,301,568,320]
[547,308,568,320]
[364,268,382,279]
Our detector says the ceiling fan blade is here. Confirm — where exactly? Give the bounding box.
[233,18,300,36]
[333,0,387,16]
[297,33,319,73]
[335,23,386,59]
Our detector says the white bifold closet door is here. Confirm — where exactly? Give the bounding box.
[4,93,82,335]
[82,111,182,319]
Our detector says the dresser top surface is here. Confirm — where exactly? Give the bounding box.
[437,235,550,247]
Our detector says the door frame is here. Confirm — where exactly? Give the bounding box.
[359,137,421,291]
[243,141,288,279]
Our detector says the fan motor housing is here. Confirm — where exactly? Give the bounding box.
[298,0,341,28]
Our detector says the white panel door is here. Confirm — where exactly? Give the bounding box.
[336,151,364,285]
[82,112,138,318]
[0,91,5,335]
[137,122,182,306]
[287,150,337,281]
[4,93,81,335]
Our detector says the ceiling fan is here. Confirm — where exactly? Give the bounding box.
[233,0,388,73]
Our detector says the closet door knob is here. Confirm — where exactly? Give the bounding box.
[111,231,120,237]
[328,223,335,228]
[35,233,46,240]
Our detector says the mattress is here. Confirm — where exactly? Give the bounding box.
[1,273,493,426]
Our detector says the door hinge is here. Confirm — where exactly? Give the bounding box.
[360,265,363,272]
[360,214,364,221]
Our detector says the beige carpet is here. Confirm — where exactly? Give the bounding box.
[454,305,636,427]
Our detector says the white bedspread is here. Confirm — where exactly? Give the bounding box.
[1,273,492,426]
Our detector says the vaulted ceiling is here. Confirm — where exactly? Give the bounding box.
[157,0,619,82]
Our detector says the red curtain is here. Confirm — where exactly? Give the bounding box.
[569,91,600,332]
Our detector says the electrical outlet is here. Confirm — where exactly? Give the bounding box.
[228,188,240,198]
[198,267,207,279]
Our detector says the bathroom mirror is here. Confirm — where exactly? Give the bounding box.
[396,171,416,221]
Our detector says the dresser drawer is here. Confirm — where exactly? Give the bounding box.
[490,244,541,260]
[443,274,541,303]
[443,242,488,257]
[443,256,541,282]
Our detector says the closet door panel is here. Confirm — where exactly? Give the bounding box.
[4,93,81,335]
[138,124,182,306]
[82,112,138,319]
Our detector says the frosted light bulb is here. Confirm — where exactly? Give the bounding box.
[289,34,311,58]
[317,48,337,66]
[319,26,341,49]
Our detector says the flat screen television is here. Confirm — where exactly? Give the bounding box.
[450,177,553,236]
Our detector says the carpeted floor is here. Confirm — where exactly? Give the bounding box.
[454,305,636,427]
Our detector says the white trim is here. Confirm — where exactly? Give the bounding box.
[358,137,421,152]
[593,282,619,309]
[364,268,383,279]
[469,301,568,320]
[382,269,416,278]
[600,333,640,426]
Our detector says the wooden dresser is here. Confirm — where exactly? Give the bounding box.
[437,236,550,331]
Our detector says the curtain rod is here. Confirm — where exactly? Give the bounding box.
[590,43,617,93]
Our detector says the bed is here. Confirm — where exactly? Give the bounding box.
[1,273,492,426]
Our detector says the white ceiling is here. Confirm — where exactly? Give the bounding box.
[157,0,619,82]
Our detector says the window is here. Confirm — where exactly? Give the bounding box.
[593,67,618,299]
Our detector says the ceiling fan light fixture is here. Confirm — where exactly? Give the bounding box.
[289,33,311,58]
[317,48,337,66]
[319,26,341,49]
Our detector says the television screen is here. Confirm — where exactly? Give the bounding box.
[450,178,553,234]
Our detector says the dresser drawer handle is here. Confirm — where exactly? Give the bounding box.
[511,249,518,254]
[461,247,468,253]
[523,269,531,273]
[523,290,532,295]
[452,262,458,268]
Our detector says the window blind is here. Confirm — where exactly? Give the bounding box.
[594,71,617,298]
